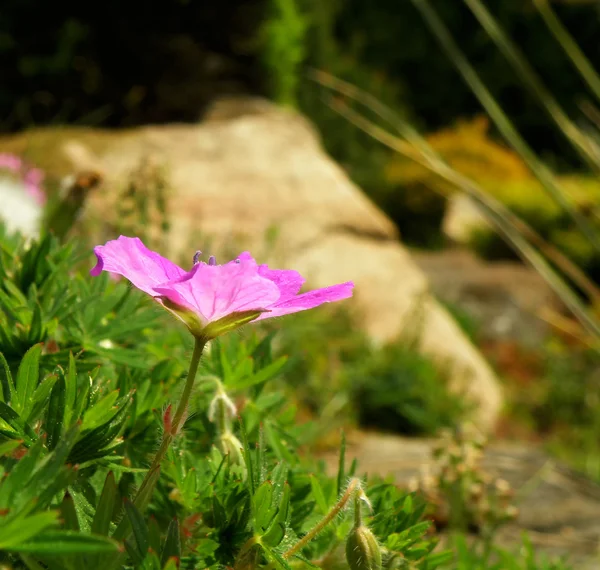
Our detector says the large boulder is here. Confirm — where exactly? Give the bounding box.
[0,98,502,431]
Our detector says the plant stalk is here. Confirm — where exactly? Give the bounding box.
[283,478,361,559]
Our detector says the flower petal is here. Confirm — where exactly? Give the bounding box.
[90,236,187,296]
[258,265,305,301]
[237,252,306,301]
[153,257,281,322]
[255,281,354,320]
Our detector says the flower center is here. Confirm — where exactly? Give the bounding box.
[192,251,222,267]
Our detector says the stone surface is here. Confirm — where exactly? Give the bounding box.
[0,98,502,431]
[413,247,560,346]
[443,193,489,244]
[321,431,600,569]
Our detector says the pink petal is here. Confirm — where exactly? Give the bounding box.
[153,257,281,322]
[0,153,22,172]
[90,236,187,296]
[255,282,354,320]
[24,167,44,186]
[238,252,307,301]
[24,182,46,205]
[258,265,305,301]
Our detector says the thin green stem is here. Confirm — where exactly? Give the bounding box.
[108,336,206,560]
[354,492,363,528]
[283,478,361,560]
[137,336,206,496]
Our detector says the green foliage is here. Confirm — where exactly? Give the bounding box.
[267,307,469,436]
[0,227,453,569]
[260,0,307,107]
[349,343,469,435]
[450,533,572,569]
[466,177,600,283]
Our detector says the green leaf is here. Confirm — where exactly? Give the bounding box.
[64,353,77,428]
[0,511,60,549]
[309,475,328,514]
[262,482,290,548]
[264,421,294,463]
[45,374,66,451]
[0,350,17,403]
[210,494,227,528]
[91,472,117,536]
[124,498,149,559]
[0,438,44,509]
[68,394,131,464]
[253,481,275,532]
[0,400,35,443]
[19,554,47,570]
[162,558,179,570]
[27,425,80,501]
[27,373,58,423]
[60,494,80,531]
[81,390,120,431]
[148,517,161,555]
[160,519,181,567]
[0,438,22,457]
[16,344,42,417]
[239,416,256,496]
[230,356,288,391]
[28,303,44,343]
[112,464,161,541]
[11,531,121,554]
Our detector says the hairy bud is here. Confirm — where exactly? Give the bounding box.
[346,525,382,570]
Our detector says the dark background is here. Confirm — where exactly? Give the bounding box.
[2,0,598,157]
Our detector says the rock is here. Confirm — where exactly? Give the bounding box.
[443,192,490,244]
[0,98,502,432]
[413,247,560,346]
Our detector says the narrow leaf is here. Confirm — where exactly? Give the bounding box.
[91,472,117,536]
[160,519,181,567]
[16,344,42,417]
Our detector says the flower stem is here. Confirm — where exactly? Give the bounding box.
[283,478,361,560]
[137,336,206,498]
[354,492,363,527]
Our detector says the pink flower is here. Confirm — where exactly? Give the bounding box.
[91,236,354,340]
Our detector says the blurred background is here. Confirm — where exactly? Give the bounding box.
[4,0,600,495]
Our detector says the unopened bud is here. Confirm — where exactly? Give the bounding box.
[217,432,244,466]
[346,525,382,570]
[208,389,237,425]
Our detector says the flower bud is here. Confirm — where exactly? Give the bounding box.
[346,525,382,570]
[217,432,245,467]
[208,389,237,425]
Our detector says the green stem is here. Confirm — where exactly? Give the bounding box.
[137,337,206,495]
[283,478,360,560]
[109,337,206,554]
[354,492,363,528]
